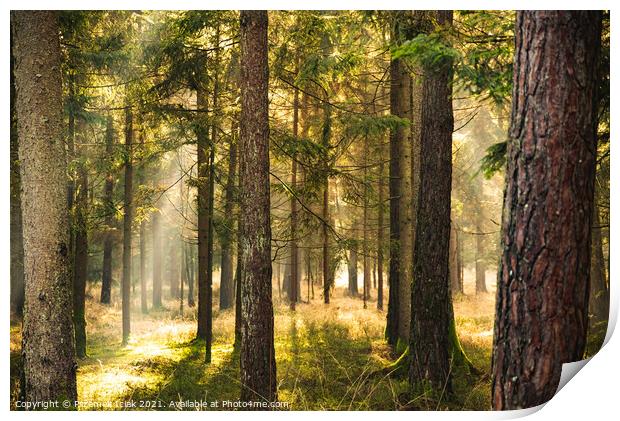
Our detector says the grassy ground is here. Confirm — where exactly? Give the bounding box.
[10,277,497,410]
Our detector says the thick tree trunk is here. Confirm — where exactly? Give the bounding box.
[409,10,453,391]
[121,106,134,346]
[219,122,237,310]
[196,88,209,339]
[239,10,277,405]
[491,11,601,410]
[101,115,115,304]
[10,37,25,316]
[73,161,88,358]
[12,10,77,403]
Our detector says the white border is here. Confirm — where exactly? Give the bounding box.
[2,2,616,420]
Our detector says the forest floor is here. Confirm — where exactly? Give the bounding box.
[10,274,496,411]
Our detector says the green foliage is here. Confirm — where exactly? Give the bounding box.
[479,141,507,179]
[392,32,459,70]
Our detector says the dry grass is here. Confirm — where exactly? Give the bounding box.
[10,272,497,410]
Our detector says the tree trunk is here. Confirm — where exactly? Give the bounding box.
[396,61,412,342]
[589,199,609,330]
[475,209,488,293]
[140,215,147,314]
[205,121,216,363]
[196,88,209,339]
[234,139,243,350]
[449,223,460,294]
[12,10,77,403]
[169,242,179,298]
[348,244,359,297]
[363,135,371,309]
[491,11,601,410]
[152,198,162,309]
[409,10,453,391]
[377,157,385,310]
[219,121,237,310]
[187,243,196,308]
[10,35,25,316]
[239,10,277,405]
[457,220,464,295]
[290,84,300,310]
[121,106,134,346]
[322,101,332,305]
[73,159,88,358]
[386,18,403,345]
[101,115,115,304]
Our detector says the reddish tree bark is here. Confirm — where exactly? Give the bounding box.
[491,11,601,410]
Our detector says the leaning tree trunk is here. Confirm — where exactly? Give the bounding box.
[100,115,115,304]
[491,11,601,410]
[239,10,277,405]
[12,10,77,403]
[121,105,134,346]
[409,10,454,392]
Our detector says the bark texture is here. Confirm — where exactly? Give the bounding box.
[491,11,601,410]
[409,10,453,391]
[239,10,277,405]
[10,36,25,316]
[12,10,78,403]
